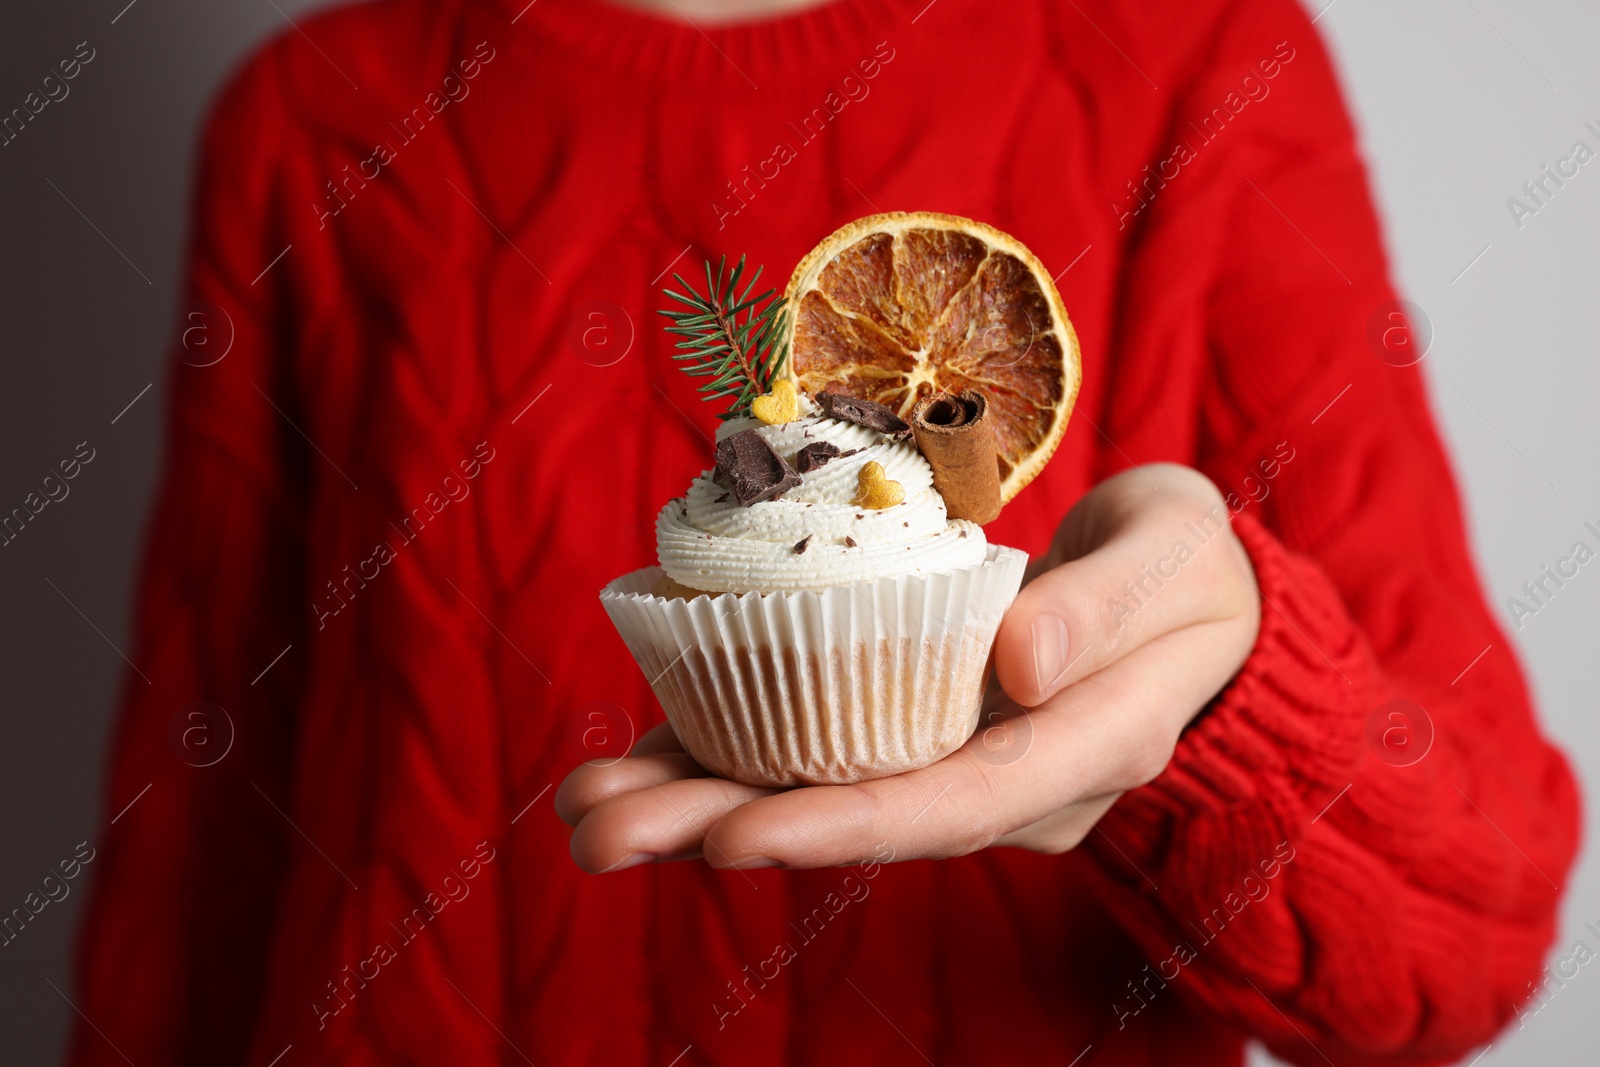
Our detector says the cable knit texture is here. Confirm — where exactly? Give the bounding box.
[68,1,1578,1065]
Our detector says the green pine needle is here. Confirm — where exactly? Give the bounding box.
[659,254,790,421]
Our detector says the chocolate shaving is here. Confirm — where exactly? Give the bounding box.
[816,392,912,438]
[844,536,857,547]
[714,430,802,507]
[714,493,730,503]
[793,535,812,554]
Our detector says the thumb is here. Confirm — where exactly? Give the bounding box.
[992,469,1251,707]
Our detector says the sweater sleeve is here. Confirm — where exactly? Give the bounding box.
[1081,2,1581,1063]
[66,44,309,1067]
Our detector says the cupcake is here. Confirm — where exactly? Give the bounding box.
[602,389,1027,785]
[601,214,1080,786]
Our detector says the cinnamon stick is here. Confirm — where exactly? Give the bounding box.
[910,390,1002,524]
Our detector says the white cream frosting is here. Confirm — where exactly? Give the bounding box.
[657,394,988,593]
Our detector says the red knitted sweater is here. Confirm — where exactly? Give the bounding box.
[68,1,1579,1065]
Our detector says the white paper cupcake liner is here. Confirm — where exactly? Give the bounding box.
[599,544,1029,786]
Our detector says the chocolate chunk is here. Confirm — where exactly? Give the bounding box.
[793,441,863,473]
[715,430,802,507]
[816,392,912,438]
[844,536,857,548]
[793,535,812,554]
[795,441,841,472]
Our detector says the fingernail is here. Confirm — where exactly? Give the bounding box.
[721,856,783,870]
[1031,614,1071,695]
[601,852,656,873]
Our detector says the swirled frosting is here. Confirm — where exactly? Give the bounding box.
[656,394,987,593]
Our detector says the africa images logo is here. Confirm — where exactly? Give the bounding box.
[1113,42,1298,230]
[1505,119,1600,230]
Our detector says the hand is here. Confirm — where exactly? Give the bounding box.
[557,464,1261,871]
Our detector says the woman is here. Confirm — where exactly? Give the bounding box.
[69,0,1578,1064]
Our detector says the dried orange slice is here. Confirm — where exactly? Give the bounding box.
[783,212,1080,504]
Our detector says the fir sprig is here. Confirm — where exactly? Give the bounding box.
[659,255,790,421]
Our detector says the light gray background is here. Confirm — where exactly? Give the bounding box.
[0,1,1594,1064]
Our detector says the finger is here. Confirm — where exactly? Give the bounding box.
[631,721,687,757]
[569,776,781,873]
[994,468,1257,706]
[991,791,1119,854]
[555,750,706,827]
[555,724,698,827]
[701,621,1236,869]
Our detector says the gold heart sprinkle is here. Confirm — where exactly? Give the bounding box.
[751,378,799,425]
[853,461,904,510]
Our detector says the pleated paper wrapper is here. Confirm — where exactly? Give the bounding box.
[599,544,1028,786]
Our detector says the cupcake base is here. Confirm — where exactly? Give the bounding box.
[600,545,1028,786]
